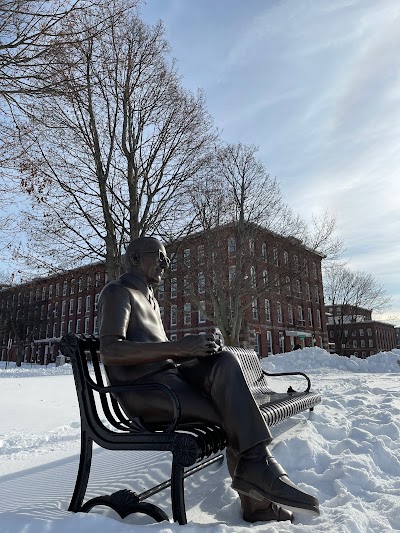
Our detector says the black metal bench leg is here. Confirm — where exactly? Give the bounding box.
[69,429,93,512]
[171,460,187,524]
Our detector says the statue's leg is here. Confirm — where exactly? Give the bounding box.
[177,350,271,455]
[226,447,293,523]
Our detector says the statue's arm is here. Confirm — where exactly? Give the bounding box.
[100,334,219,366]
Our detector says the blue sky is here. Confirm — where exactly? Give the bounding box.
[139,0,400,324]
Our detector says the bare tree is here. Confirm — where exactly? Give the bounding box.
[14,5,216,280]
[324,263,392,355]
[182,143,340,345]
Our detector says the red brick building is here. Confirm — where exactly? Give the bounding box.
[0,263,107,364]
[160,225,328,357]
[325,305,396,358]
[1,226,328,362]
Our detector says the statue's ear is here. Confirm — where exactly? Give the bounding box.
[130,251,140,266]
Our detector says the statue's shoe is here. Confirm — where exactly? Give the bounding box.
[232,455,320,516]
[242,501,294,523]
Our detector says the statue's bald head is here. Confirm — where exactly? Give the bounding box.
[125,237,163,270]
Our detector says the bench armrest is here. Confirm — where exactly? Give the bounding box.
[85,378,181,433]
[261,370,311,393]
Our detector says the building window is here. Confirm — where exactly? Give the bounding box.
[369,339,373,347]
[94,293,100,311]
[95,272,101,287]
[277,303,283,323]
[53,323,58,338]
[266,330,272,354]
[306,283,311,301]
[48,285,53,298]
[69,299,74,315]
[275,274,280,294]
[76,319,81,334]
[353,340,357,348]
[317,309,322,328]
[184,248,191,268]
[84,317,90,335]
[304,259,309,276]
[61,301,66,317]
[85,295,91,313]
[78,278,83,292]
[184,303,191,325]
[60,322,65,337]
[308,308,313,327]
[286,277,291,296]
[55,283,60,297]
[197,245,205,264]
[359,328,364,336]
[262,243,267,261]
[184,276,190,296]
[265,299,271,321]
[228,238,236,257]
[288,304,293,325]
[93,317,98,335]
[54,302,59,317]
[293,255,299,270]
[361,339,365,348]
[252,299,258,320]
[198,301,206,323]
[284,251,289,265]
[263,270,269,288]
[47,304,51,319]
[171,278,177,298]
[273,248,279,266]
[70,279,75,294]
[250,267,256,288]
[170,304,177,326]
[170,254,177,271]
[295,279,301,297]
[68,320,73,333]
[170,334,177,341]
[159,306,164,320]
[367,328,372,336]
[298,305,304,324]
[86,276,92,290]
[249,239,255,256]
[315,286,320,304]
[42,286,46,300]
[198,272,205,293]
[77,297,82,314]
[329,330,334,338]
[62,281,67,296]
[313,261,318,279]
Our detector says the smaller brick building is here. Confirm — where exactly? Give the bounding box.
[325,305,396,358]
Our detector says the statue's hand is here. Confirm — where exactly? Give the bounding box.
[174,334,220,358]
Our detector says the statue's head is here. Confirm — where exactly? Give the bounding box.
[125,237,170,284]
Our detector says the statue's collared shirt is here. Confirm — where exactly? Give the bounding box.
[98,272,175,384]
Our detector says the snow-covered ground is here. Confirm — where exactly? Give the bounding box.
[1,348,400,533]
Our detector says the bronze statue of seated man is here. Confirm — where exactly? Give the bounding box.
[98,236,320,523]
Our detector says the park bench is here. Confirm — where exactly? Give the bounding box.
[60,333,322,525]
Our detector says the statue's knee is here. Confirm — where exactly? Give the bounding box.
[216,350,242,373]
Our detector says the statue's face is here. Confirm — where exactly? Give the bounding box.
[137,242,170,285]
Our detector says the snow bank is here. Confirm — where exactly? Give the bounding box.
[263,347,400,374]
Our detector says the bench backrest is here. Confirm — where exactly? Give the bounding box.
[225,346,274,395]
